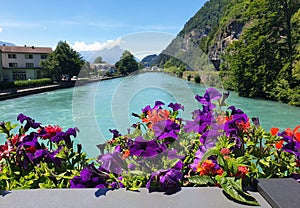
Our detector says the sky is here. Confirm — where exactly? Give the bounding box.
[0,0,207,58]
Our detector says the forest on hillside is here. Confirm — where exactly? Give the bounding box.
[159,0,300,106]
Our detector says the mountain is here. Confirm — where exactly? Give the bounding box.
[159,0,300,106]
[79,46,124,65]
[0,41,15,46]
[140,54,158,67]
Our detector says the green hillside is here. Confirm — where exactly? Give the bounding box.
[159,0,300,106]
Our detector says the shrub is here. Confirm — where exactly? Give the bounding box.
[0,78,52,89]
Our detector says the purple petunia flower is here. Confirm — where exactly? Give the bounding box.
[224,113,248,137]
[26,148,62,167]
[251,117,260,128]
[152,120,180,140]
[142,101,165,114]
[279,131,300,161]
[17,113,41,131]
[195,88,222,109]
[228,106,244,115]
[154,101,165,109]
[142,105,152,114]
[110,176,125,189]
[109,129,121,139]
[98,151,125,174]
[129,136,166,158]
[168,102,184,111]
[50,127,78,146]
[146,161,183,191]
[70,163,109,188]
[184,111,213,134]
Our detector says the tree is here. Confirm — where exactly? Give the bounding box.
[94,56,105,63]
[41,41,85,80]
[222,0,300,102]
[115,50,138,75]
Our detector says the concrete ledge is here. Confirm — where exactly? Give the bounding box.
[256,178,300,208]
[0,187,271,208]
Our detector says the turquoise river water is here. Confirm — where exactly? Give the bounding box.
[1,72,299,157]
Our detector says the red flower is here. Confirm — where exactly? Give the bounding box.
[235,166,249,178]
[270,127,279,136]
[0,143,11,160]
[25,146,36,154]
[275,140,284,149]
[42,125,63,139]
[288,125,300,142]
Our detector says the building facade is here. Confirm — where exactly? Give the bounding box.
[0,45,52,82]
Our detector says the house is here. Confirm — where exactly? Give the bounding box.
[0,45,52,82]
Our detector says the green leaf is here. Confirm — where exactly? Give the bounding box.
[200,148,220,163]
[188,175,215,185]
[216,176,259,206]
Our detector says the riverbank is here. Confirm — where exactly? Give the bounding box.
[0,76,122,101]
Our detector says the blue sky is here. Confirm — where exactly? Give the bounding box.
[0,0,207,55]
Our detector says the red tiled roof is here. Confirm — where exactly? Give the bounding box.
[0,46,52,54]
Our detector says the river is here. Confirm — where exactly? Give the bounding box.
[1,72,299,157]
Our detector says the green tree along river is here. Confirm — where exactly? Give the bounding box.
[1,72,299,157]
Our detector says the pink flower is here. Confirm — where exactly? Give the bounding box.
[220,148,231,155]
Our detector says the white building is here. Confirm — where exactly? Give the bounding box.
[0,45,52,82]
[90,63,116,74]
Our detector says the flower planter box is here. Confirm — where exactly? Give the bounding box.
[0,187,271,208]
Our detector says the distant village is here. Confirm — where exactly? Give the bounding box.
[0,44,161,84]
[0,44,115,83]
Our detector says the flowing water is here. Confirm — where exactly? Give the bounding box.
[1,72,299,157]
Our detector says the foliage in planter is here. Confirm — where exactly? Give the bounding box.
[0,88,299,206]
[69,88,299,206]
[0,115,88,189]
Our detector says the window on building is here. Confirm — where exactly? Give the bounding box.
[41,54,47,59]
[13,72,26,80]
[26,63,34,68]
[9,63,18,67]
[25,54,33,59]
[8,54,17,59]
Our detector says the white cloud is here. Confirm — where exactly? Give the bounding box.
[0,27,2,32]
[0,21,41,28]
[71,38,122,51]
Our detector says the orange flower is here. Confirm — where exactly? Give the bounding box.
[216,115,227,125]
[142,109,170,128]
[122,149,130,160]
[196,160,216,176]
[236,119,250,133]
